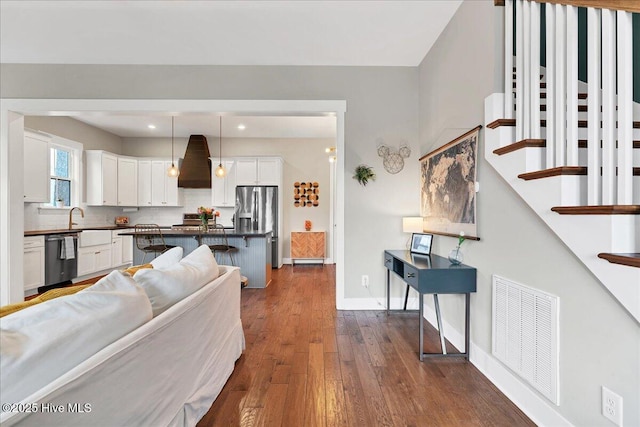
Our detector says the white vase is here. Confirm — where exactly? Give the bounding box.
[448,246,463,265]
[56,200,64,208]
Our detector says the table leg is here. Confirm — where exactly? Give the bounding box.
[419,292,424,361]
[433,294,447,355]
[465,292,470,360]
[386,268,390,314]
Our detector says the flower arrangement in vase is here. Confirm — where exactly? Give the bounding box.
[197,206,220,231]
[448,231,465,265]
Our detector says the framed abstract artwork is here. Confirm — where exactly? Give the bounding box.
[419,125,481,240]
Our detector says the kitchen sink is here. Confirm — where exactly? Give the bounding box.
[78,229,111,247]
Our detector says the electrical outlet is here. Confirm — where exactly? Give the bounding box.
[361,275,369,288]
[602,386,623,426]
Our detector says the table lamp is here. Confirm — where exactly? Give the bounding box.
[402,217,423,249]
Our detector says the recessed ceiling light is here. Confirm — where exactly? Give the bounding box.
[147,124,156,129]
[237,124,246,130]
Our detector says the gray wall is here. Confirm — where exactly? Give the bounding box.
[2,64,419,300]
[24,116,123,153]
[418,1,639,426]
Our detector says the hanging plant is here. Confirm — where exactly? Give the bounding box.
[353,164,376,186]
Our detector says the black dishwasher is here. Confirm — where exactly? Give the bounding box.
[44,234,78,286]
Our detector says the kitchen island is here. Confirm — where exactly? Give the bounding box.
[120,228,273,288]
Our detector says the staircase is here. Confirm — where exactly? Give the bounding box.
[485,0,640,322]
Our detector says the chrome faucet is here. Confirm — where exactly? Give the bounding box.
[68,207,85,229]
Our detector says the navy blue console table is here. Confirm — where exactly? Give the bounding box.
[384,250,477,361]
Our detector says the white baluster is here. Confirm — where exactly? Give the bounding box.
[515,0,524,142]
[530,1,541,140]
[616,11,633,205]
[601,9,616,205]
[504,0,514,120]
[523,0,531,139]
[546,4,556,168]
[587,7,601,205]
[554,4,566,167]
[566,6,579,166]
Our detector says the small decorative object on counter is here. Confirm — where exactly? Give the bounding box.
[305,220,312,231]
[56,198,64,208]
[115,216,129,226]
[197,207,220,231]
[448,231,466,265]
[353,164,376,186]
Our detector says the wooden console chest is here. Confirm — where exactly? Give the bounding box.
[290,231,325,265]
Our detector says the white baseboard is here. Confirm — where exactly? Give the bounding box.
[421,304,573,427]
[337,296,416,310]
[282,257,330,265]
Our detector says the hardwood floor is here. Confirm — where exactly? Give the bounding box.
[197,265,534,427]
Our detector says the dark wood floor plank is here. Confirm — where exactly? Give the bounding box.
[197,265,534,427]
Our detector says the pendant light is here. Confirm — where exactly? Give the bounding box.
[214,115,226,178]
[167,116,180,177]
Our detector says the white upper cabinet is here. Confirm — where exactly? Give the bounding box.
[23,131,50,203]
[117,156,138,206]
[212,159,236,207]
[138,159,181,207]
[89,152,180,208]
[235,157,282,186]
[86,150,118,206]
[137,160,153,206]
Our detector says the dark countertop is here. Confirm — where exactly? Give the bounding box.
[118,228,273,238]
[24,226,134,236]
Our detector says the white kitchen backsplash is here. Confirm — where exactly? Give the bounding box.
[23,204,123,231]
[24,189,235,231]
[126,189,235,227]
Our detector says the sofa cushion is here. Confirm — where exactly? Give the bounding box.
[150,246,183,269]
[0,270,152,405]
[0,284,92,318]
[133,245,219,317]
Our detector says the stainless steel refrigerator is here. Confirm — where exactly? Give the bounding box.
[235,185,278,266]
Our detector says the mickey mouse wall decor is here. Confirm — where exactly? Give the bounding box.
[377,139,411,174]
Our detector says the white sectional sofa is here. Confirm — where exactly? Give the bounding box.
[0,245,244,426]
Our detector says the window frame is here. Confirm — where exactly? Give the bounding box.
[45,136,83,208]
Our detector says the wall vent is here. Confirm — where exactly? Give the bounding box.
[492,275,559,405]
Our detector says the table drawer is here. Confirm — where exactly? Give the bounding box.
[404,264,419,288]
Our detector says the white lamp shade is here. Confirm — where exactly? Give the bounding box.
[402,217,423,233]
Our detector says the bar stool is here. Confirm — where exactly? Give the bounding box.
[202,224,238,266]
[134,224,176,264]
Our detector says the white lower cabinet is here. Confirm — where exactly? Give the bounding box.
[23,236,45,291]
[77,230,112,277]
[111,229,133,267]
[77,245,112,277]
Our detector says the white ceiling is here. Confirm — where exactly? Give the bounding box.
[2,0,461,138]
[74,114,338,139]
[1,1,462,66]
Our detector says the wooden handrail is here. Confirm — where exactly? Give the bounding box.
[495,0,639,13]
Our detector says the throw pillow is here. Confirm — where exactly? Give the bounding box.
[133,244,218,317]
[150,246,183,269]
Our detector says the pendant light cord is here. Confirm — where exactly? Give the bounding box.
[171,116,175,165]
[219,115,222,164]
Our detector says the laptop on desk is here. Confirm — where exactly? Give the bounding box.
[410,233,433,267]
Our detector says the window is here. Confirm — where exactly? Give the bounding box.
[50,146,72,206]
[46,137,82,208]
